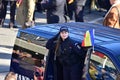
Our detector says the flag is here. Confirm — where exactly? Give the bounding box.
[81,29,95,47]
[68,0,74,4]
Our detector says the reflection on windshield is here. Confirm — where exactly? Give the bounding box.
[10,45,45,79]
[89,51,118,80]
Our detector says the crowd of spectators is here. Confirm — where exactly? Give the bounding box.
[0,0,116,29]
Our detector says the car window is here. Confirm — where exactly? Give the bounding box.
[88,51,119,80]
[10,31,48,79]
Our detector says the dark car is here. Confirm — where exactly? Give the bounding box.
[10,22,120,80]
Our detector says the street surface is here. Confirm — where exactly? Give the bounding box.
[0,6,106,79]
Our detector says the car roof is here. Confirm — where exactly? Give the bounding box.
[19,22,120,68]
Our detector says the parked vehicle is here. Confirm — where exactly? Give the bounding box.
[10,22,120,80]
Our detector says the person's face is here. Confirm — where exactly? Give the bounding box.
[60,31,69,40]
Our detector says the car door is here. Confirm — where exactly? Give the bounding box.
[87,51,120,80]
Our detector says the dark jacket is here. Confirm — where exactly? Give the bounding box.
[46,34,86,66]
[41,0,66,24]
[45,33,87,80]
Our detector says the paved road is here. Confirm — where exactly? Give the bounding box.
[0,8,106,79]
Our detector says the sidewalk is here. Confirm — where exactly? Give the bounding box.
[0,28,18,80]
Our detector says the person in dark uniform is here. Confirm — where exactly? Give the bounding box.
[41,0,66,24]
[45,26,87,80]
[0,0,16,28]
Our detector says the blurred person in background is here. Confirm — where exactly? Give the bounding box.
[66,0,87,22]
[41,0,66,24]
[16,0,36,29]
[0,0,2,19]
[75,0,87,22]
[4,72,17,80]
[66,0,76,20]
[25,0,36,27]
[35,0,43,13]
[86,0,98,13]
[103,0,120,29]
[0,0,16,28]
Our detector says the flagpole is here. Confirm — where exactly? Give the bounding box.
[81,29,95,79]
[92,29,95,53]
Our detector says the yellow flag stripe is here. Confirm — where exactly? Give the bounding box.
[85,31,92,46]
